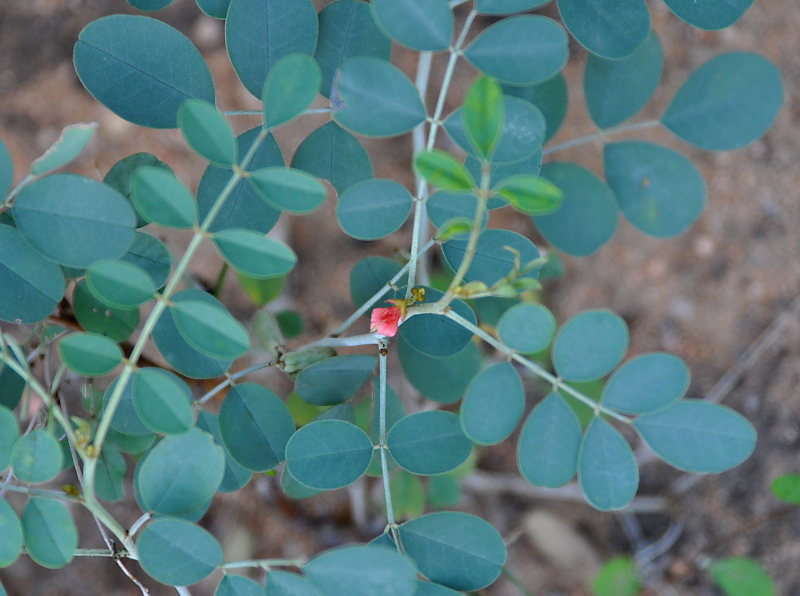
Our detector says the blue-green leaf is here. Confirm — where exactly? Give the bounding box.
[127,0,173,9]
[496,303,555,354]
[120,231,171,289]
[387,411,472,475]
[602,353,689,414]
[263,54,321,128]
[476,0,551,13]
[103,376,151,437]
[225,0,318,98]
[372,0,453,51]
[0,224,64,324]
[426,191,487,240]
[337,179,412,240]
[460,362,524,445]
[315,0,391,97]
[219,383,295,472]
[86,259,155,309]
[334,58,426,137]
[557,0,650,59]
[398,512,506,591]
[21,498,77,569]
[196,411,252,493]
[663,0,753,30]
[604,141,705,238]
[552,310,628,382]
[213,229,297,279]
[58,332,122,377]
[132,368,193,435]
[0,406,19,470]
[305,545,416,596]
[286,420,373,490]
[291,122,373,195]
[661,52,782,151]
[248,167,327,214]
[398,286,475,357]
[94,444,126,502]
[171,299,250,361]
[348,256,405,311]
[413,580,463,595]
[633,400,756,473]
[518,392,581,487]
[0,356,25,412]
[137,518,222,586]
[31,122,97,176]
[73,280,139,342]
[135,427,225,517]
[280,465,323,500]
[584,32,662,129]
[442,229,541,286]
[13,174,136,268]
[464,16,567,85]
[104,153,172,228]
[578,417,638,510]
[397,335,480,404]
[10,429,62,484]
[131,166,196,229]
[504,74,567,142]
[535,162,618,256]
[266,570,321,595]
[215,575,263,596]
[294,355,377,406]
[0,497,22,567]
[197,127,283,234]
[178,100,236,166]
[0,137,11,197]
[196,0,231,18]
[709,557,775,596]
[74,15,214,128]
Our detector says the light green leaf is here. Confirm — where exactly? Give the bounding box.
[213,229,297,279]
[709,557,774,596]
[294,355,377,406]
[315,0,391,97]
[390,470,425,519]
[215,575,264,596]
[58,332,122,377]
[10,429,62,484]
[462,75,504,159]
[86,259,155,309]
[633,400,756,473]
[557,0,650,59]
[592,556,641,596]
[387,411,472,475]
[770,474,800,504]
[219,383,295,472]
[285,419,373,490]
[398,511,506,591]
[535,162,618,256]
[336,179,412,240]
[518,392,581,487]
[602,352,689,414]
[496,303,555,354]
[225,0,318,98]
[495,174,561,215]
[131,166,196,229]
[291,122,373,195]
[132,368,193,435]
[305,545,416,596]
[663,0,753,30]
[21,498,77,569]
[397,335,480,404]
[0,497,22,567]
[578,417,639,510]
[552,310,628,382]
[171,299,250,361]
[662,52,782,151]
[31,122,97,176]
[426,192,486,240]
[464,16,567,85]
[178,99,236,166]
[13,174,136,268]
[74,15,214,128]
[263,54,321,128]
[248,167,326,214]
[372,0,453,51]
[460,362,524,445]
[584,32,662,129]
[135,427,225,517]
[334,57,427,137]
[414,150,475,191]
[137,518,222,586]
[0,224,64,324]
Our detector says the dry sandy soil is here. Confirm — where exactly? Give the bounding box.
[0,1,799,595]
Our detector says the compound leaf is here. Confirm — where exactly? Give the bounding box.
[602,353,689,414]
[213,229,297,279]
[460,362,524,445]
[137,518,222,586]
[578,417,638,510]
[58,332,122,377]
[398,512,506,591]
[372,0,453,51]
[263,53,321,128]
[21,498,76,569]
[633,400,756,473]
[73,280,140,341]
[94,444,126,502]
[104,153,172,228]
[426,191,487,240]
[662,52,782,151]
[337,178,412,240]
[348,256,404,311]
[74,15,214,128]
[225,0,318,98]
[178,99,236,166]
[387,411,472,475]
[219,383,295,472]
[552,310,628,382]
[333,57,426,137]
[103,376,151,437]
[557,0,650,59]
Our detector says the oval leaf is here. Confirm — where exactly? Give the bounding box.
[73,280,139,342]
[552,310,629,382]
[21,498,77,569]
[58,333,122,377]
[460,362,524,445]
[397,335,480,404]
[496,303,555,354]
[476,0,551,13]
[602,352,689,414]
[414,150,475,191]
[0,406,19,470]
[215,575,264,596]
[663,0,753,30]
[464,15,567,85]
[248,167,326,214]
[336,178,413,240]
[709,557,775,596]
[387,411,472,475]
[196,411,252,493]
[557,0,650,59]
[10,429,63,484]
[495,174,561,215]
[262,53,321,128]
[0,497,22,567]
[131,166,196,229]
[171,299,250,361]
[304,545,416,596]
[286,419,373,490]
[219,383,295,472]
[632,400,757,473]
[137,518,222,586]
[294,355,377,406]
[103,376,151,437]
[770,474,800,505]
[462,75,504,159]
[398,287,476,357]
[178,99,236,166]
[132,368,194,435]
[372,0,452,51]
[662,52,782,151]
[265,570,321,595]
[441,228,541,286]
[213,229,297,279]
[74,15,214,128]
[31,122,97,176]
[578,417,639,510]
[398,512,506,591]
[333,57,426,137]
[0,137,11,196]
[121,231,172,289]
[518,392,582,487]
[86,259,155,309]
[504,74,567,143]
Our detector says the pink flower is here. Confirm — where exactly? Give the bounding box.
[370,306,403,337]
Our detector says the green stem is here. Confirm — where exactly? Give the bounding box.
[543,120,660,156]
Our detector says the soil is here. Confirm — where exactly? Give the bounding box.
[1,1,799,595]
